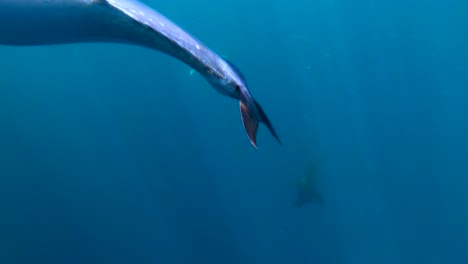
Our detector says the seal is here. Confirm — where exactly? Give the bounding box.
[0,0,281,148]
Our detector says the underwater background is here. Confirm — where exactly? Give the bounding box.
[0,0,467,263]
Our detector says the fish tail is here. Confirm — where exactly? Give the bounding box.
[239,90,281,148]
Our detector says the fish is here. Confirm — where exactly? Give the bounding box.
[0,0,281,148]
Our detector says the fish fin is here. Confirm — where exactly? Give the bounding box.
[240,100,259,148]
[254,100,282,145]
[239,90,282,148]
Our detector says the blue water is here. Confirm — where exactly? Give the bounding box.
[1,0,467,263]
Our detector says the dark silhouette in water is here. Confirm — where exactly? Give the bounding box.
[294,163,324,208]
